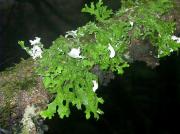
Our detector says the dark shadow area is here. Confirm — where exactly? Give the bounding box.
[45,53,180,134]
[0,0,120,71]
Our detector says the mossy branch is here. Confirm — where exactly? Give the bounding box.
[18,0,180,120]
[2,0,180,122]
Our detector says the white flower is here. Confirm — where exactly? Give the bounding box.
[170,48,173,52]
[65,30,77,38]
[130,21,134,26]
[108,44,115,58]
[29,45,43,60]
[171,35,178,40]
[68,47,84,59]
[92,80,98,92]
[176,38,180,43]
[171,35,180,43]
[29,37,41,45]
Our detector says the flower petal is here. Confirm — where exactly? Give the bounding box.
[108,44,115,58]
[30,45,43,59]
[171,35,180,43]
[130,21,134,26]
[92,80,98,92]
[29,37,41,45]
[171,35,178,40]
[68,48,84,59]
[65,30,77,38]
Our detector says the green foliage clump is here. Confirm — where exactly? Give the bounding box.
[117,0,179,58]
[36,20,130,119]
[19,0,180,119]
[81,0,113,22]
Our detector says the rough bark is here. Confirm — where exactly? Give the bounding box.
[0,59,50,133]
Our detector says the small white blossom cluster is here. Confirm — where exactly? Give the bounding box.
[171,35,180,43]
[29,37,41,45]
[67,44,116,59]
[67,42,115,92]
[65,30,77,38]
[29,37,43,60]
[68,47,84,59]
[60,30,116,92]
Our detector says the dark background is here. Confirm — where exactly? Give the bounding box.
[0,0,120,71]
[0,0,180,134]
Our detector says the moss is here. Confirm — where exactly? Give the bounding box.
[0,58,36,99]
[0,58,37,129]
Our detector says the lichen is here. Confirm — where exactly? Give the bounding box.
[21,105,37,134]
[0,58,50,132]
